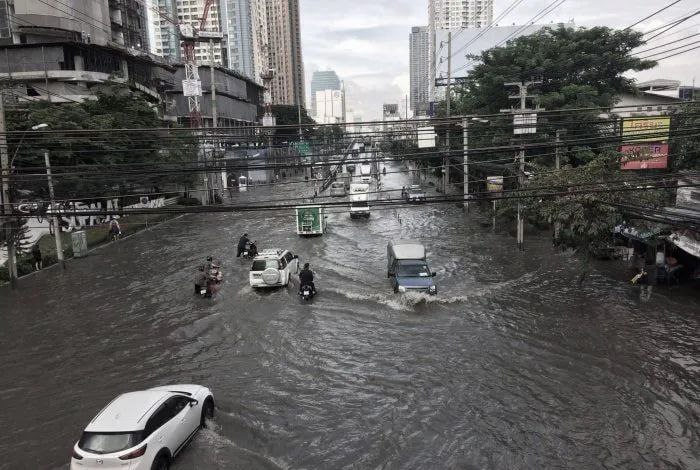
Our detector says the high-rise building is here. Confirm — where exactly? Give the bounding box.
[265,0,305,107]
[428,0,494,101]
[219,0,267,80]
[149,0,224,65]
[429,0,493,29]
[315,88,345,124]
[409,26,430,116]
[8,0,149,50]
[310,70,341,117]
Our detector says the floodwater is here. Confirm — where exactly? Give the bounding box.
[1,163,698,469]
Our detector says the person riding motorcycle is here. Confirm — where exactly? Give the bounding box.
[299,263,316,294]
[237,233,250,257]
[246,240,258,258]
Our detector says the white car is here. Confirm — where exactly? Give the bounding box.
[70,384,214,470]
[249,249,299,288]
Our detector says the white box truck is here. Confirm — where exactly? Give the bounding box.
[349,183,370,219]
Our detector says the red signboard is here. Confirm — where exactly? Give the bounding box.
[620,143,668,170]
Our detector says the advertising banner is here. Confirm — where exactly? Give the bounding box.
[620,143,669,170]
[622,116,670,143]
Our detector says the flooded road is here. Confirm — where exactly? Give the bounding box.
[1,163,699,469]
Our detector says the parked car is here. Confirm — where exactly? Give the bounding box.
[387,240,437,295]
[330,181,346,197]
[404,184,426,203]
[249,249,299,288]
[70,384,214,470]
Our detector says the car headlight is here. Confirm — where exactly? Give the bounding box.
[398,286,406,293]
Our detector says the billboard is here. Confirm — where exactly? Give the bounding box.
[622,116,670,143]
[620,143,669,170]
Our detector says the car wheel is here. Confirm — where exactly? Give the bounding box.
[201,397,215,427]
[151,454,170,470]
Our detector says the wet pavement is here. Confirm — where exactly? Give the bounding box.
[1,162,698,469]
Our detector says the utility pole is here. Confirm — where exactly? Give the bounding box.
[210,39,217,129]
[554,129,566,243]
[444,31,452,195]
[462,117,469,212]
[502,80,542,251]
[0,92,17,287]
[44,150,65,269]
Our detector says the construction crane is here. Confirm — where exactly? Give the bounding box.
[151,0,222,128]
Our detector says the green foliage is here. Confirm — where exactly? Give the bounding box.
[452,25,656,116]
[508,150,670,251]
[670,104,700,171]
[269,105,316,144]
[7,81,198,200]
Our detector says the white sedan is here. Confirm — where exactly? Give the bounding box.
[70,384,214,470]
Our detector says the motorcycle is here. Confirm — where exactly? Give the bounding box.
[298,284,315,301]
[242,241,258,259]
[195,267,223,298]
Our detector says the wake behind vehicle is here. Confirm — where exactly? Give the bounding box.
[70,384,214,470]
[387,240,437,295]
[250,249,299,288]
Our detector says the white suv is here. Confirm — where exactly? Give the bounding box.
[249,249,299,288]
[70,384,214,470]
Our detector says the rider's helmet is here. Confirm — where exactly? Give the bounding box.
[207,256,213,262]
[303,263,310,269]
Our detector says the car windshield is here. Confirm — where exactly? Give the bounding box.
[331,183,344,188]
[409,188,422,194]
[251,259,279,271]
[397,262,431,277]
[351,202,368,208]
[78,432,142,454]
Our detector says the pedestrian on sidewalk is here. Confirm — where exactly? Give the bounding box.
[31,243,42,271]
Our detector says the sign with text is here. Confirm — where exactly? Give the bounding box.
[622,116,670,143]
[620,143,668,170]
[417,126,436,148]
[513,113,537,134]
[487,176,504,193]
[182,79,202,97]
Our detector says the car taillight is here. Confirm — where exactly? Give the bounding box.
[71,449,83,460]
[118,444,147,460]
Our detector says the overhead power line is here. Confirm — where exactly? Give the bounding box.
[625,0,683,30]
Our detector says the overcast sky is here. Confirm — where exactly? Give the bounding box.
[299,0,700,120]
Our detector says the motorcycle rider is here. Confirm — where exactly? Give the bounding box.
[247,240,258,258]
[237,233,250,257]
[299,263,316,294]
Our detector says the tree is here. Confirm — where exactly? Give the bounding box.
[7,82,198,201]
[269,105,316,144]
[452,26,656,116]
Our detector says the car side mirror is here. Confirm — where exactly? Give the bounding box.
[189,399,199,407]
[293,255,299,259]
[432,272,437,277]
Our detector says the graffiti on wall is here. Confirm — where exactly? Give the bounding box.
[51,197,166,230]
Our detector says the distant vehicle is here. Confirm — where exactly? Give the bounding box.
[339,172,351,189]
[387,240,437,295]
[405,184,427,203]
[359,163,372,183]
[349,183,370,219]
[295,206,328,236]
[330,181,346,197]
[238,175,248,192]
[70,385,214,470]
[250,249,299,288]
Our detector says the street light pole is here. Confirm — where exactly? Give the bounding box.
[0,93,17,287]
[44,150,65,269]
